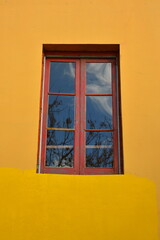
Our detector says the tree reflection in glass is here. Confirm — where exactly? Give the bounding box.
[46,149,73,167]
[46,130,74,167]
[46,93,75,167]
[48,95,74,129]
[86,131,113,168]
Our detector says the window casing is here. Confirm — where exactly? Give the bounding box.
[38,50,123,174]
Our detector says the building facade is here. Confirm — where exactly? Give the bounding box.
[0,0,160,239]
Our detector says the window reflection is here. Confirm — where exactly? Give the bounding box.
[86,148,113,168]
[49,62,75,93]
[47,130,74,146]
[86,63,112,94]
[45,60,115,170]
[46,130,74,168]
[86,131,113,146]
[48,95,74,128]
[86,131,113,168]
[46,148,73,168]
[86,96,112,129]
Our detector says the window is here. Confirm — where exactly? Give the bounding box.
[38,45,123,174]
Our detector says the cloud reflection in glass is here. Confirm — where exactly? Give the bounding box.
[86,63,111,94]
[86,96,113,129]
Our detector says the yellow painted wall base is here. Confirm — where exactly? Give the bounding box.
[0,168,158,240]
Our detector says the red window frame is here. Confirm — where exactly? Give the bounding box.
[38,52,123,174]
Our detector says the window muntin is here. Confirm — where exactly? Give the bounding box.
[39,56,121,174]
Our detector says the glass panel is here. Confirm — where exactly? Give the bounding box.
[46,130,74,167]
[86,96,112,129]
[86,63,112,94]
[86,131,113,168]
[48,95,74,128]
[46,148,74,167]
[49,62,75,93]
[86,148,113,168]
[47,130,74,146]
[86,131,113,146]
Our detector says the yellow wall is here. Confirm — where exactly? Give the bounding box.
[0,168,158,240]
[0,0,160,239]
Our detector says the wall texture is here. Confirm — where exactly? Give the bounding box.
[0,0,160,239]
[0,168,158,240]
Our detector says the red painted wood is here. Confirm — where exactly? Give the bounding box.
[48,93,75,96]
[74,60,81,174]
[85,129,113,132]
[85,94,112,96]
[40,58,79,174]
[79,59,86,175]
[44,167,77,174]
[112,60,119,173]
[83,167,115,175]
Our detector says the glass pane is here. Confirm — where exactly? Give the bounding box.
[86,131,113,146]
[46,130,74,168]
[46,148,74,167]
[86,148,113,168]
[86,63,112,94]
[47,130,74,146]
[48,95,74,128]
[49,62,75,93]
[86,131,113,168]
[86,96,112,129]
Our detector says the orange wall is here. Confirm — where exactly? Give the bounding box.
[0,0,160,239]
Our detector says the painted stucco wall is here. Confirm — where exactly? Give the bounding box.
[0,169,158,240]
[0,0,160,239]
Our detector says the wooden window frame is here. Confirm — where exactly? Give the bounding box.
[38,48,123,175]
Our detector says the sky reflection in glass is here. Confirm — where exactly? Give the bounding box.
[86,63,112,94]
[48,95,74,128]
[86,131,113,146]
[47,130,74,146]
[49,62,75,93]
[86,96,112,129]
